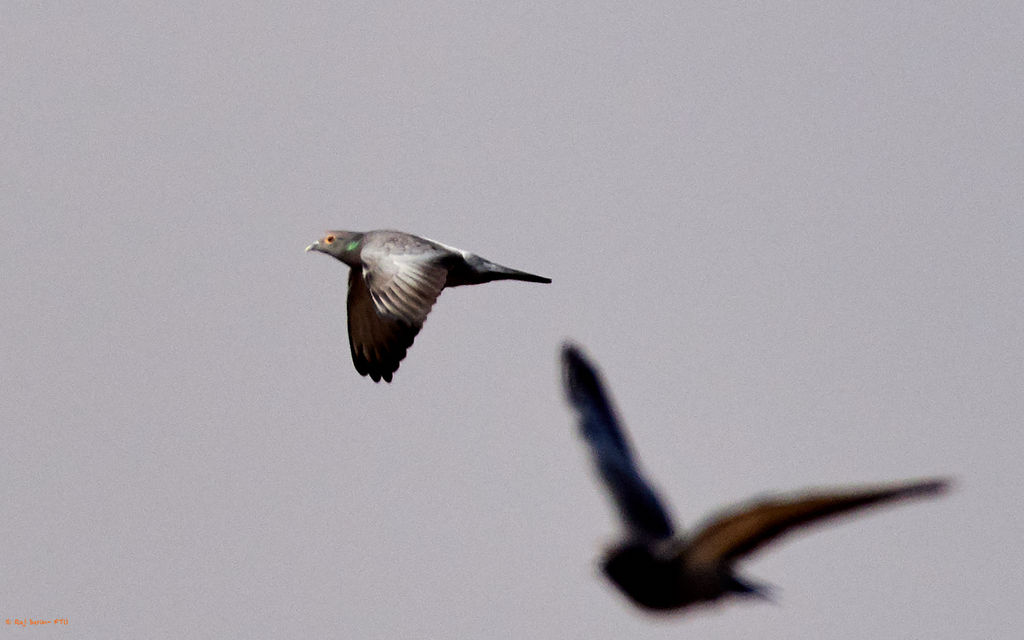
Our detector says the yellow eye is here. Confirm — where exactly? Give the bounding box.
[325,235,336,244]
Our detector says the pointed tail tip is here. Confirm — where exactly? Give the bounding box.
[493,265,551,283]
[902,477,953,498]
[517,272,551,284]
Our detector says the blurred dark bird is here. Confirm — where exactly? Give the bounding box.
[561,343,949,613]
[306,230,550,382]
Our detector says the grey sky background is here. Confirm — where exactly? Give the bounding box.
[2,2,1021,638]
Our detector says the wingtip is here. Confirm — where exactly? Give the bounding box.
[561,342,595,390]
[561,341,586,366]
[561,342,609,410]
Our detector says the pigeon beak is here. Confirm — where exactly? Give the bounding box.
[305,243,318,253]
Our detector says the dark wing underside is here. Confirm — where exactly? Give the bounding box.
[346,269,422,382]
[562,345,675,540]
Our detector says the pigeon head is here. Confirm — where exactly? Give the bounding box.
[305,231,365,265]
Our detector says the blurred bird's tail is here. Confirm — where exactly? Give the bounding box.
[727,573,775,602]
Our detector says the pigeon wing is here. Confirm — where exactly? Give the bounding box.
[359,243,449,327]
[563,345,675,540]
[685,479,949,569]
[346,269,422,382]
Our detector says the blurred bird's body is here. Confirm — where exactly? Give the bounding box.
[306,230,550,382]
[561,344,949,613]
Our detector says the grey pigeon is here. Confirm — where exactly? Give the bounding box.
[306,230,550,382]
[561,343,949,613]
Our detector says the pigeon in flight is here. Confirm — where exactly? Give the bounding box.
[561,344,949,613]
[306,230,550,382]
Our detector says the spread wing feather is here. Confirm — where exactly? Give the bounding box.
[686,479,948,569]
[563,345,675,541]
[361,249,448,326]
[346,269,421,383]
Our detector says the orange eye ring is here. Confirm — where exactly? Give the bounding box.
[325,235,336,244]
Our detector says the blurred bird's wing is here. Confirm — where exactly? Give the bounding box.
[346,269,423,382]
[685,479,949,569]
[359,242,449,327]
[562,345,675,540]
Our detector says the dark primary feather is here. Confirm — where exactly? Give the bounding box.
[562,345,675,540]
[686,479,950,568]
[346,270,420,383]
[563,346,632,457]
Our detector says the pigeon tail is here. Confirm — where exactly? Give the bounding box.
[478,262,552,284]
[447,255,552,286]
